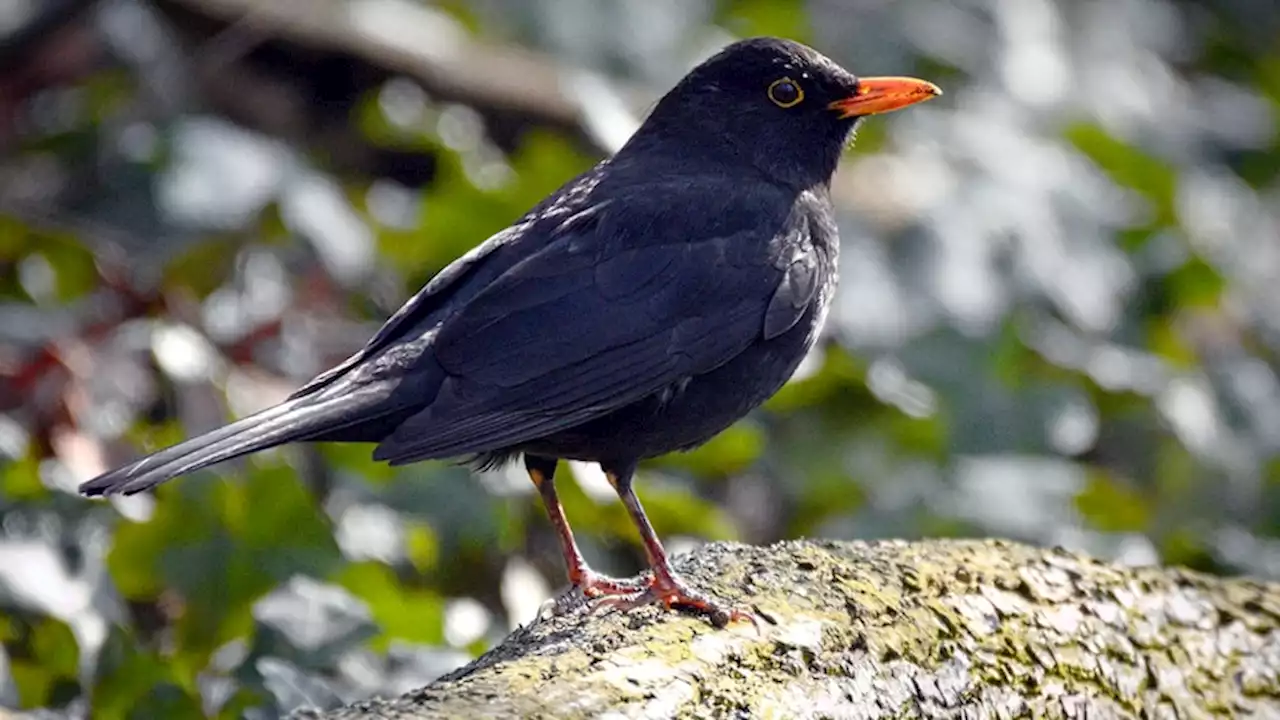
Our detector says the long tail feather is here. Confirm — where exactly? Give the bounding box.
[79,383,405,496]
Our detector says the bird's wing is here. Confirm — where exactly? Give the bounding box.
[371,201,807,464]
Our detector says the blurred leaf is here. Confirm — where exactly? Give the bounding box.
[1,453,46,501]
[1116,226,1157,253]
[173,469,340,665]
[353,91,437,153]
[380,464,517,554]
[108,464,340,672]
[405,521,439,573]
[560,475,738,548]
[31,619,77,679]
[162,237,243,297]
[650,422,765,479]
[0,223,97,303]
[0,215,27,260]
[847,118,889,155]
[109,482,217,601]
[766,344,871,413]
[334,562,443,650]
[92,626,190,720]
[1153,439,1199,501]
[991,320,1036,390]
[1263,459,1280,536]
[716,0,811,42]
[768,343,946,460]
[789,465,867,537]
[1231,147,1280,188]
[84,70,136,124]
[123,421,189,463]
[1075,470,1150,532]
[39,237,99,302]
[1166,256,1226,309]
[3,615,79,709]
[382,131,595,279]
[630,481,739,541]
[319,443,398,484]
[1064,122,1177,226]
[1145,319,1197,369]
[1161,526,1221,574]
[884,409,947,458]
[126,683,205,720]
[434,1,482,32]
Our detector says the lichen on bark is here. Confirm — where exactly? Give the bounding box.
[294,539,1280,719]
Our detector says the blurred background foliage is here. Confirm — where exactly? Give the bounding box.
[1,0,1278,716]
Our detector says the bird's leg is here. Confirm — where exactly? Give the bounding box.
[600,463,756,628]
[525,456,642,598]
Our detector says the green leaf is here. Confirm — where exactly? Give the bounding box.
[1160,526,1220,574]
[319,443,398,484]
[92,626,190,720]
[31,619,78,679]
[162,236,243,297]
[1,452,46,501]
[0,215,29,260]
[789,466,867,537]
[1064,122,1178,226]
[335,562,444,649]
[1075,470,1150,532]
[884,409,947,458]
[716,0,811,42]
[39,236,99,302]
[559,473,738,548]
[650,422,765,479]
[126,683,205,720]
[405,521,440,572]
[1164,256,1226,309]
[107,462,340,670]
[1145,319,1197,369]
[3,615,80,709]
[384,131,595,278]
[766,344,871,413]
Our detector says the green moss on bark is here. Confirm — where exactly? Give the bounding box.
[296,539,1280,719]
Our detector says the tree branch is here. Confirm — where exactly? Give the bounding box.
[291,538,1280,719]
[153,0,628,159]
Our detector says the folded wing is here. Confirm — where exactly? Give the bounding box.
[371,214,793,465]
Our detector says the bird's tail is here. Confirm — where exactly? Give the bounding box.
[78,382,405,497]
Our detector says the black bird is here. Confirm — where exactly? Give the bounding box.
[80,37,939,626]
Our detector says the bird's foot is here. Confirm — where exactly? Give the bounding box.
[573,569,647,599]
[593,570,758,630]
[548,568,647,617]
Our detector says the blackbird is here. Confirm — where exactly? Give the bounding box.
[80,37,939,626]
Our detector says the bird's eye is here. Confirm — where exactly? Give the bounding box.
[767,77,804,108]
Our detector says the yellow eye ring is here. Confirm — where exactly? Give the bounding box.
[767,77,804,108]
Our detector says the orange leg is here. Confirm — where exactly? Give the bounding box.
[526,456,641,598]
[600,463,757,629]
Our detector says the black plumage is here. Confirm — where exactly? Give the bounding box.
[80,37,939,625]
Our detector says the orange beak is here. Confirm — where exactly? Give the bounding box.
[828,77,942,118]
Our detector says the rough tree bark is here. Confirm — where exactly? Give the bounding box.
[294,539,1280,719]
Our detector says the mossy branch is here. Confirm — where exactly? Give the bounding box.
[293,539,1280,719]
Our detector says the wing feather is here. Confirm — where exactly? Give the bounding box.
[369,181,810,464]
[372,236,780,463]
[376,337,679,462]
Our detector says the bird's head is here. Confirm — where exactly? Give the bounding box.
[623,37,941,189]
